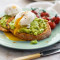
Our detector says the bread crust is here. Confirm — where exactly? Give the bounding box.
[0,26,9,32]
[10,22,51,41]
[0,17,14,32]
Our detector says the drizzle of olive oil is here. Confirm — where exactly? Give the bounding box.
[4,32,25,41]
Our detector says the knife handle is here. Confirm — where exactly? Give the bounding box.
[13,53,41,60]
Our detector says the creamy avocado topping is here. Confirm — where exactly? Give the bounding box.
[8,19,15,29]
[0,15,11,29]
[18,18,48,35]
[1,16,47,35]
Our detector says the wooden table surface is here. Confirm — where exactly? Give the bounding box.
[0,0,60,60]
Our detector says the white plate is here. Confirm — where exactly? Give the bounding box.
[26,2,53,9]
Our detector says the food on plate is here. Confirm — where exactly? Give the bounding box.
[40,10,49,17]
[0,6,60,41]
[36,14,39,18]
[5,4,22,16]
[31,8,60,30]
[51,14,60,24]
[14,11,36,26]
[31,9,49,18]
[31,8,37,15]
[48,21,56,29]
[4,32,25,41]
[42,16,49,21]
[10,11,51,40]
[0,15,14,32]
[31,10,37,15]
[31,8,39,18]
[0,5,22,32]
[0,10,51,41]
[31,40,38,44]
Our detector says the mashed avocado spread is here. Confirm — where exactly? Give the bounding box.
[9,17,47,35]
[0,16,47,35]
[18,18,48,35]
[0,15,11,29]
[8,19,15,29]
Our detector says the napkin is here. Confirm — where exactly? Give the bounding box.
[47,1,60,14]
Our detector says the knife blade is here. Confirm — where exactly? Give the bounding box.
[13,48,60,60]
[40,48,60,57]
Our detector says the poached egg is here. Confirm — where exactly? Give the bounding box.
[14,11,36,34]
[5,4,22,16]
[15,11,36,26]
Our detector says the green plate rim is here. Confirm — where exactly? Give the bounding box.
[0,39,60,50]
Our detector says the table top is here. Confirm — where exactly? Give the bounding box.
[0,0,60,60]
[0,43,60,60]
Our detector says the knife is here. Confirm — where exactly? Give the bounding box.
[13,48,60,60]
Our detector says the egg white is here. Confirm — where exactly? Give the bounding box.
[5,4,22,16]
[15,11,36,26]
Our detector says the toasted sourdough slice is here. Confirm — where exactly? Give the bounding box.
[0,25,9,32]
[0,16,51,41]
[10,22,51,41]
[0,17,14,32]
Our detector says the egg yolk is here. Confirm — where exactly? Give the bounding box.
[14,15,23,35]
[12,6,16,9]
[4,32,25,41]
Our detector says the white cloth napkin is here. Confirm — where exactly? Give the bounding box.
[47,1,60,14]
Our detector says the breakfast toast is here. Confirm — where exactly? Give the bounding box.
[0,17,14,32]
[10,22,51,41]
[0,16,51,40]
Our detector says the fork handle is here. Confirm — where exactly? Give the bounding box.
[13,53,41,60]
